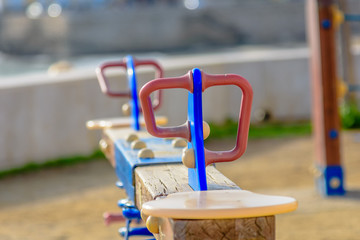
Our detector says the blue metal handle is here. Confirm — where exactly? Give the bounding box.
[187,68,207,191]
[125,55,140,131]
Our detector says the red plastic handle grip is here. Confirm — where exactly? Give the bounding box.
[201,72,253,166]
[132,59,163,111]
[95,58,164,110]
[139,70,253,166]
[140,71,193,140]
[96,61,129,97]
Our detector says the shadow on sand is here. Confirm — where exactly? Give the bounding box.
[345,189,360,200]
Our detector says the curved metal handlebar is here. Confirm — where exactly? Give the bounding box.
[96,61,129,97]
[139,69,253,167]
[95,56,163,111]
[140,71,193,140]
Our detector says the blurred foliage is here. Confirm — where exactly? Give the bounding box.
[208,119,312,140]
[340,102,360,129]
[0,149,104,179]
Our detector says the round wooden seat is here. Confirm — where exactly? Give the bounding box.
[141,190,297,219]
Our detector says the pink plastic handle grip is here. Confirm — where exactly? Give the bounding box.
[132,59,163,111]
[202,72,253,166]
[96,61,129,97]
[140,71,193,140]
[139,70,253,166]
[96,58,164,110]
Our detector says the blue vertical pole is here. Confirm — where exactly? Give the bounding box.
[126,56,140,131]
[187,68,207,191]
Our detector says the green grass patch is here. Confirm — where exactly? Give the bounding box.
[340,102,360,129]
[208,119,312,140]
[0,149,105,179]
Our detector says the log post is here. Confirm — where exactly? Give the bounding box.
[306,0,345,195]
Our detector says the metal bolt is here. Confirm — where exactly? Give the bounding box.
[172,138,188,148]
[122,103,131,116]
[146,216,160,234]
[126,133,139,142]
[131,140,147,150]
[138,148,155,159]
[182,148,195,168]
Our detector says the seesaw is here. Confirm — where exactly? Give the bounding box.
[138,68,297,239]
[88,55,170,239]
[94,67,297,239]
[88,55,166,131]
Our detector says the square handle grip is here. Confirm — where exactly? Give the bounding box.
[139,69,253,166]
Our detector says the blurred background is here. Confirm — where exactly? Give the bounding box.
[0,0,360,176]
[1,1,360,240]
[0,0,310,75]
[0,0,318,75]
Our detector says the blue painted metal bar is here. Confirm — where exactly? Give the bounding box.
[122,208,142,220]
[125,55,141,131]
[187,68,207,191]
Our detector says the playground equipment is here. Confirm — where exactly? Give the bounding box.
[90,61,297,239]
[139,68,253,191]
[337,79,360,99]
[87,55,166,131]
[331,4,360,27]
[88,55,169,239]
[331,4,360,99]
[138,68,297,238]
[306,0,360,196]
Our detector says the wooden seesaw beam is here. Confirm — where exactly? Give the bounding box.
[101,127,275,240]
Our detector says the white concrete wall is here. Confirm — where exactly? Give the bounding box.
[1,46,352,170]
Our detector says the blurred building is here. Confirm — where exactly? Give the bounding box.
[0,0,332,55]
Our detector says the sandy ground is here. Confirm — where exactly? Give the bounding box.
[0,131,360,240]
